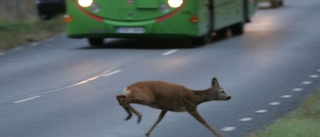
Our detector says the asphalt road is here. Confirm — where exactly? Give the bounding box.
[1,0,320,137]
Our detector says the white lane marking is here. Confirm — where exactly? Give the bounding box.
[0,52,5,56]
[239,118,253,122]
[269,102,281,106]
[255,110,268,113]
[301,81,312,85]
[46,38,54,42]
[13,95,42,104]
[13,47,22,51]
[30,42,39,46]
[292,88,303,91]
[318,69,320,72]
[39,69,115,94]
[103,70,122,77]
[309,75,319,78]
[221,127,236,131]
[162,49,178,56]
[45,45,53,48]
[281,95,292,98]
[12,68,120,102]
[60,33,67,37]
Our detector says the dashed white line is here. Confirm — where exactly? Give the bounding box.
[162,49,178,56]
[227,70,320,130]
[45,45,53,48]
[13,95,42,104]
[0,52,5,56]
[30,42,39,46]
[255,110,268,113]
[292,88,303,91]
[13,47,22,51]
[103,70,122,77]
[269,102,281,106]
[301,81,312,85]
[46,38,54,42]
[281,95,292,98]
[221,127,236,131]
[239,118,253,122]
[60,33,67,37]
[309,75,319,78]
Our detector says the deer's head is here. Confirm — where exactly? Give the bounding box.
[210,77,231,101]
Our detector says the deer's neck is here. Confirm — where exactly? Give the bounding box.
[192,89,212,104]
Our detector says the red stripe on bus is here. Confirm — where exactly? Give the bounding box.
[73,0,104,22]
[156,2,187,22]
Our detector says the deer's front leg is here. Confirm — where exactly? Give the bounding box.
[187,109,223,137]
[145,110,167,137]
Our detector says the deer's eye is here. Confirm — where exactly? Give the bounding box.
[221,91,225,93]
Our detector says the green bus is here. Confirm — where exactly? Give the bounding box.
[65,0,257,47]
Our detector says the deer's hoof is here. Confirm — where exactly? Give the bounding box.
[217,134,224,137]
[125,114,132,121]
[137,115,142,124]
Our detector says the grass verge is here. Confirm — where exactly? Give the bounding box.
[247,90,320,137]
[0,16,65,51]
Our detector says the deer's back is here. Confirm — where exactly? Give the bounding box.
[125,81,198,112]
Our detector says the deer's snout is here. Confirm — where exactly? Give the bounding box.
[226,96,231,100]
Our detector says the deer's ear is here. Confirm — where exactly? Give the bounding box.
[211,77,220,88]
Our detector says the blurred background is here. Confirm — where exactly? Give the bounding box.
[0,0,38,21]
[0,0,65,50]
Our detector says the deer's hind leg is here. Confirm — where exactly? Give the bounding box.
[116,95,133,120]
[116,95,142,124]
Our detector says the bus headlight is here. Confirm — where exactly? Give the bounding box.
[78,0,93,7]
[168,0,183,8]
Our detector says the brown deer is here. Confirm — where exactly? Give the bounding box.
[116,77,231,137]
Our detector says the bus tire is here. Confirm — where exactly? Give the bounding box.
[279,0,284,6]
[191,33,213,46]
[88,38,104,47]
[215,28,228,39]
[231,22,244,36]
[271,0,279,8]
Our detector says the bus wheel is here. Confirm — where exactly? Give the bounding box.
[191,33,213,46]
[215,28,228,39]
[230,22,244,36]
[279,0,284,6]
[88,38,104,47]
[271,0,279,8]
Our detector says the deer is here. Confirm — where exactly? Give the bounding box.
[116,77,231,137]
